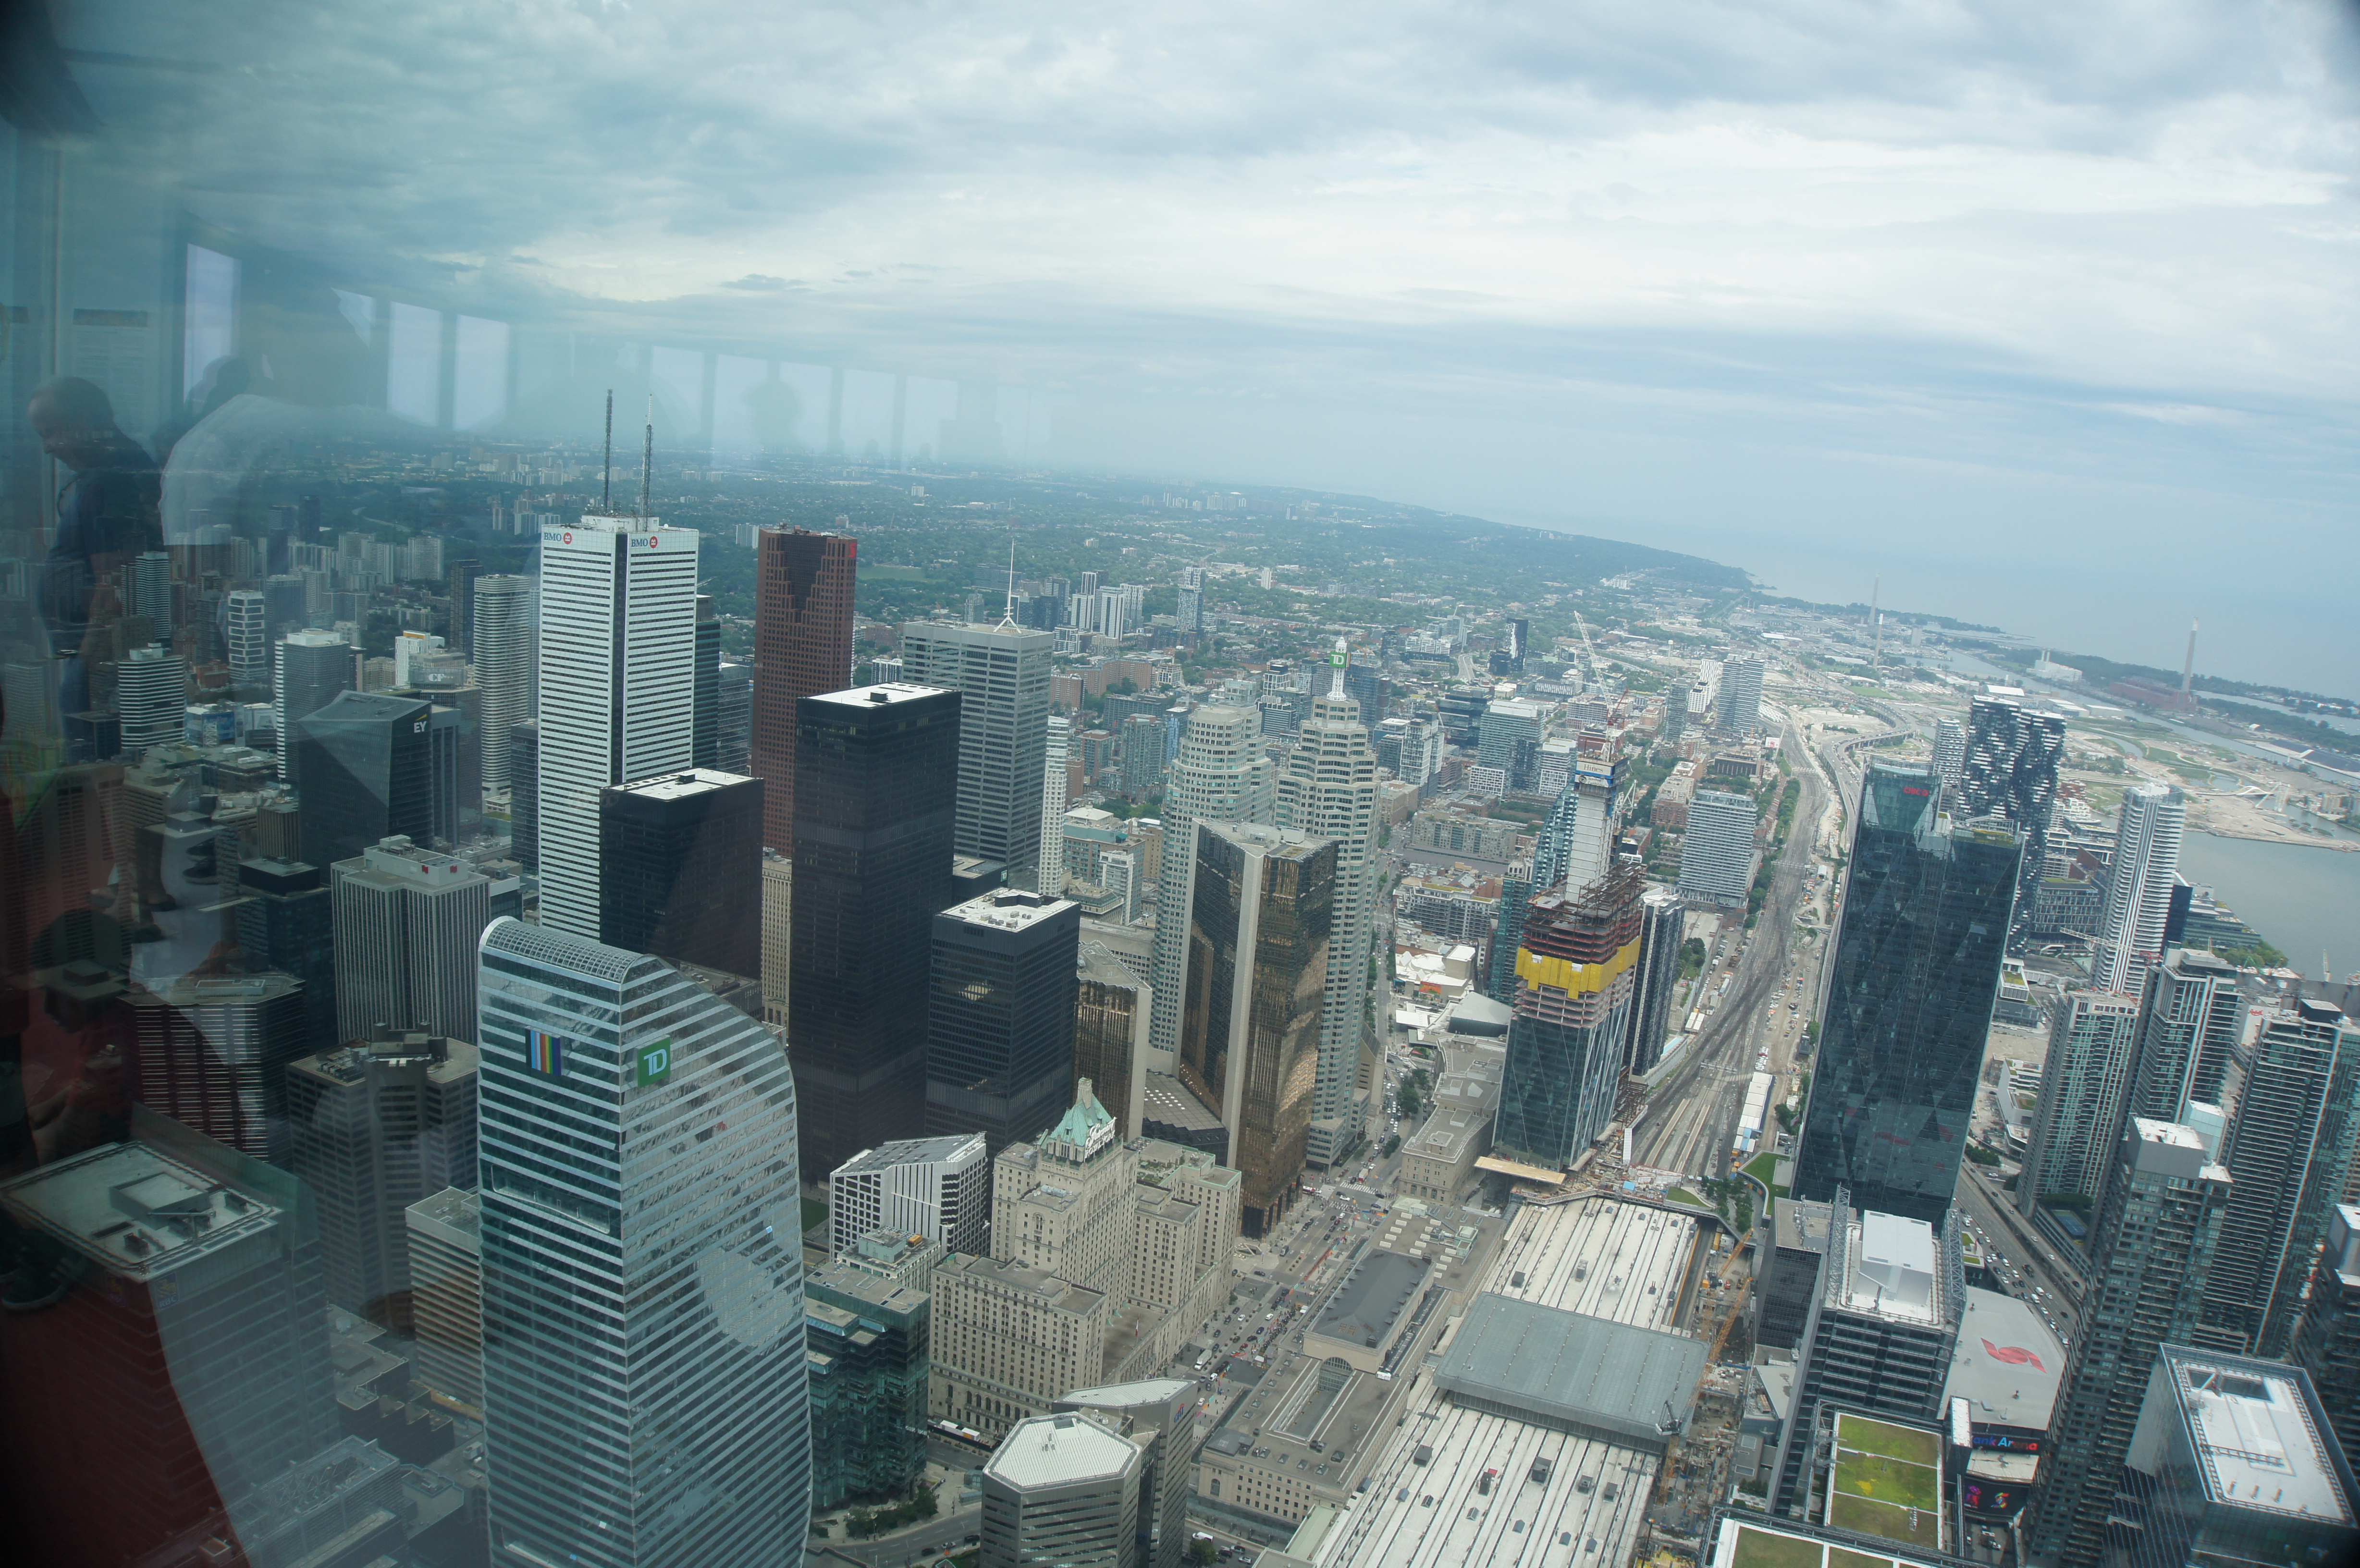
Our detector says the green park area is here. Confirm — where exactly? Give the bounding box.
[1729,1525,1826,1568]
[1829,1414,1945,1552]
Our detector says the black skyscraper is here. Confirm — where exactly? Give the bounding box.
[926,888,1082,1155]
[1793,761,2021,1225]
[509,720,539,870]
[791,683,962,1178]
[234,857,339,1052]
[293,691,458,871]
[599,768,764,977]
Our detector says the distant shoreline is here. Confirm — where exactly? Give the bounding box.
[2196,827,2358,854]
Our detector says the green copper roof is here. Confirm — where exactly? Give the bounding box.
[1045,1078,1115,1152]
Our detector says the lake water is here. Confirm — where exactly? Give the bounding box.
[2177,833,2360,980]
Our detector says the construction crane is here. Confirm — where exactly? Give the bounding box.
[1570,610,1600,686]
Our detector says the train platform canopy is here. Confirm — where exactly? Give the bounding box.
[1434,1291,1708,1453]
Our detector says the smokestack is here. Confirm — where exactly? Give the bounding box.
[2181,618,2199,698]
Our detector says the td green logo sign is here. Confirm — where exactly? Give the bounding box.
[635,1038,675,1087]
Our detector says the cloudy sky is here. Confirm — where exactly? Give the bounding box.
[59,0,2360,688]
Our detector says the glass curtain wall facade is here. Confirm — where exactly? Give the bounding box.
[477,917,811,1568]
[1493,860,1645,1167]
[1792,761,2020,1225]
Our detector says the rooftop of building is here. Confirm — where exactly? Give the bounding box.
[1142,1072,1225,1135]
[986,1409,1140,1491]
[936,1253,1106,1315]
[291,1032,478,1090]
[608,767,760,802]
[406,1186,478,1249]
[941,887,1080,933]
[1077,940,1146,992]
[1200,819,1336,859]
[1062,1377,1195,1411]
[809,681,955,710]
[1312,1250,1432,1351]
[1826,1411,1947,1553]
[0,1133,284,1280]
[2156,1346,2354,1526]
[1833,1211,1947,1328]
[1944,1287,2063,1434]
[806,1256,929,1323]
[1709,1512,1949,1568]
[831,1134,987,1178]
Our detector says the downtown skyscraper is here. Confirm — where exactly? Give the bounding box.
[471,572,534,791]
[1177,820,1334,1236]
[477,917,811,1568]
[2029,1118,2231,1568]
[898,617,1055,888]
[1793,760,2020,1225]
[1494,860,1646,1168]
[2093,781,2186,996]
[534,511,700,938]
[750,526,857,850]
[1959,691,2064,945]
[791,683,963,1177]
[1147,704,1273,1062]
[1275,654,1382,1165]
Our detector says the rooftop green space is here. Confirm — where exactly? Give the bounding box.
[1729,1525,1827,1568]
[1830,1413,1945,1553]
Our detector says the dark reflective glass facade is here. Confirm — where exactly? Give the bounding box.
[790,684,961,1177]
[924,890,1081,1155]
[1792,761,2020,1225]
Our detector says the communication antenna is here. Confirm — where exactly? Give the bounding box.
[639,396,654,519]
[999,533,1019,627]
[1869,575,1882,667]
[600,390,614,514]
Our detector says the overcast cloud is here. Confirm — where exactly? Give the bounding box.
[54,0,2360,686]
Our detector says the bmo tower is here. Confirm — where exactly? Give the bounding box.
[535,512,700,939]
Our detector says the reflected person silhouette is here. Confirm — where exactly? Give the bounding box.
[27,376,163,719]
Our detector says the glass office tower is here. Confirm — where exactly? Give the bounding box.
[1792,761,2020,1225]
[477,918,811,1568]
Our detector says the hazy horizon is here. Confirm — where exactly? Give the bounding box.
[45,0,2360,689]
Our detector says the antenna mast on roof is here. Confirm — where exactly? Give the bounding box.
[600,389,614,514]
[997,533,1020,629]
[639,396,653,519]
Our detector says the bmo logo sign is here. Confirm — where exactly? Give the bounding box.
[646,535,661,548]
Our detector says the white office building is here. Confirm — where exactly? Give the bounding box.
[2095,782,2187,996]
[1040,714,1072,893]
[981,1410,1144,1568]
[477,917,809,1568]
[117,643,188,758]
[535,512,700,938]
[829,1134,991,1258]
[1677,788,1757,908]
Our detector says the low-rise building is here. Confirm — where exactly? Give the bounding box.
[1397,1061,1501,1206]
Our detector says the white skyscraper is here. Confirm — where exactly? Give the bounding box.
[275,627,352,781]
[2096,783,2187,995]
[1146,705,1274,1060]
[473,573,534,791]
[477,917,810,1568]
[1933,716,1967,791]
[116,643,187,758]
[535,512,699,938]
[1276,645,1382,1164]
[1039,714,1071,894]
[1677,788,1757,908]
